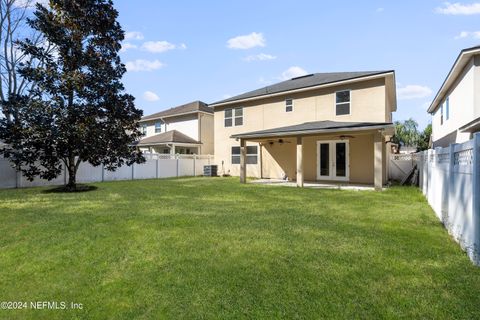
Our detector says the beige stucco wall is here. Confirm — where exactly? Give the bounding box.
[214,78,391,183]
[221,132,386,184]
[199,113,214,155]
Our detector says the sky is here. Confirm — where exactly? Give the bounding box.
[113,0,480,130]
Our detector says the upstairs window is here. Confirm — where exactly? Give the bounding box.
[335,90,350,116]
[231,146,258,164]
[155,121,162,133]
[141,124,147,135]
[225,107,243,127]
[285,98,293,112]
[440,104,444,125]
[445,97,450,121]
[225,109,232,127]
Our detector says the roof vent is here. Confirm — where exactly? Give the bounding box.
[291,74,314,80]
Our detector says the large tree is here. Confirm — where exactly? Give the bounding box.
[0,0,144,190]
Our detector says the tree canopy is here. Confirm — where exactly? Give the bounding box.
[0,0,144,190]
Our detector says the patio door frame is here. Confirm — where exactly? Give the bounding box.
[316,140,350,181]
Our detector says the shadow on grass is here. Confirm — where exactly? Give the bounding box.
[42,184,98,193]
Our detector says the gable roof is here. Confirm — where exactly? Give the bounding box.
[428,45,480,113]
[135,130,201,146]
[230,120,394,139]
[140,100,212,122]
[210,71,394,107]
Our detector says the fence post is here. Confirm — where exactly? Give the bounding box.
[176,154,179,177]
[101,164,105,182]
[156,158,159,179]
[193,154,196,177]
[132,163,135,180]
[473,133,480,265]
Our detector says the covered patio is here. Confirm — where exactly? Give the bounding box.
[231,121,395,190]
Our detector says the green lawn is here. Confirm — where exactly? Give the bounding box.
[0,178,479,319]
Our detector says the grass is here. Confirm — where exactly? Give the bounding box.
[0,177,479,319]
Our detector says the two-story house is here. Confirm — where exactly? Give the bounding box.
[428,46,480,147]
[210,71,397,190]
[137,100,214,155]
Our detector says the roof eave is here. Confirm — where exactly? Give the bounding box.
[230,124,395,140]
[139,110,212,123]
[210,71,395,108]
[428,46,480,114]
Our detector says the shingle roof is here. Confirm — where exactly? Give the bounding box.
[141,100,212,122]
[136,130,201,146]
[211,71,393,106]
[230,121,394,139]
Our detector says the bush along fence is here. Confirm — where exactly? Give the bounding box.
[0,154,213,189]
[414,133,480,265]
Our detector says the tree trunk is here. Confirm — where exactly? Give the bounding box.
[66,156,77,191]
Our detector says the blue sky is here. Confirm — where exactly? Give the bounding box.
[114,0,480,129]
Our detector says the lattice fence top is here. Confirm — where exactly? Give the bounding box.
[454,148,473,166]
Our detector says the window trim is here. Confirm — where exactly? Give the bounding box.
[440,104,444,125]
[445,96,449,121]
[285,98,294,112]
[334,89,351,116]
[141,123,147,135]
[225,107,244,127]
[154,121,162,133]
[231,145,258,165]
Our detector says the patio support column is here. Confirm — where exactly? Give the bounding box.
[374,131,384,191]
[240,139,247,183]
[170,144,175,156]
[296,136,304,187]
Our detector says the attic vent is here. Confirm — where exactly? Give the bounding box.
[291,74,314,80]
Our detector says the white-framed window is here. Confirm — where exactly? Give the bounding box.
[335,90,350,116]
[155,121,162,133]
[445,97,450,121]
[225,107,243,127]
[285,98,293,112]
[141,123,147,135]
[440,104,444,125]
[231,145,258,164]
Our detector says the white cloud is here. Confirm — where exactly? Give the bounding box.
[125,59,164,72]
[455,30,480,39]
[227,32,266,49]
[143,91,160,102]
[120,42,137,52]
[435,2,480,15]
[243,53,277,62]
[125,31,144,40]
[280,66,308,80]
[397,85,433,100]
[376,7,384,12]
[140,41,187,53]
[222,94,232,99]
[141,41,176,53]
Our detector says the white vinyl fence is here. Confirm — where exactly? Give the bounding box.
[0,153,213,189]
[389,153,420,181]
[412,133,480,265]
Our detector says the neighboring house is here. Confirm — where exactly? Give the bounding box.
[136,100,214,155]
[209,71,397,190]
[428,46,480,147]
